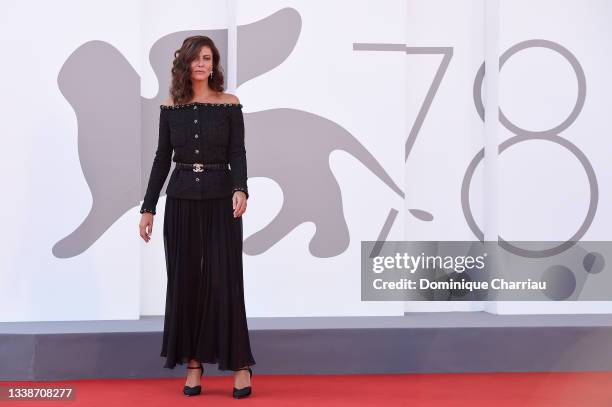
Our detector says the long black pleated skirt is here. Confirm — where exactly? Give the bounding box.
[160,195,256,371]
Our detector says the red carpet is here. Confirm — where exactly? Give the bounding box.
[3,371,612,406]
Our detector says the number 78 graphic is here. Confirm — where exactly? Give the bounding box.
[354,40,598,259]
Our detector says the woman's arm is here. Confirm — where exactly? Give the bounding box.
[140,108,172,214]
[228,103,249,199]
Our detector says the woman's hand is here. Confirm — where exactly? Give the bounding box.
[232,191,247,218]
[139,213,154,242]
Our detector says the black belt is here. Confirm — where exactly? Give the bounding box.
[175,162,230,172]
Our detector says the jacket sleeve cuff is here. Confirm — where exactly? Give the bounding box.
[140,206,156,215]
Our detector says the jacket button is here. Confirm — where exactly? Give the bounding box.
[194,134,199,138]
[194,119,198,124]
[195,149,199,154]
[195,178,200,182]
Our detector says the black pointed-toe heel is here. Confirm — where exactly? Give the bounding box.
[183,363,204,396]
[232,366,253,399]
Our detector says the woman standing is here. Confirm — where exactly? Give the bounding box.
[138,35,255,399]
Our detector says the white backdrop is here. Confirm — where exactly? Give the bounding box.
[0,1,143,321]
[491,0,612,314]
[1,0,611,322]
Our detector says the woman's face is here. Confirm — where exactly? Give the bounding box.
[190,46,213,81]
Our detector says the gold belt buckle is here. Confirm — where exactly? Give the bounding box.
[192,163,204,172]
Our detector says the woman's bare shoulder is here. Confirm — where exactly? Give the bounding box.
[220,92,240,104]
[161,96,174,106]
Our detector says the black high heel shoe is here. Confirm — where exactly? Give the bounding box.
[183,362,203,396]
[232,366,253,399]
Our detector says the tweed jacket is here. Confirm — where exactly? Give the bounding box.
[140,102,249,215]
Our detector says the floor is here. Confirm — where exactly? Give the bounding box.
[3,371,612,406]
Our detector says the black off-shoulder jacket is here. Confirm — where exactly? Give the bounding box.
[140,102,249,215]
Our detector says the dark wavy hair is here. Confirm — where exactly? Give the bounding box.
[169,35,225,105]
